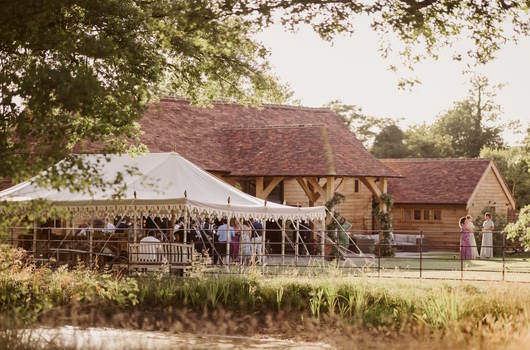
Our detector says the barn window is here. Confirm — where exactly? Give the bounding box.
[403,209,412,221]
[423,210,431,220]
[354,179,359,193]
[413,209,422,220]
[434,210,442,221]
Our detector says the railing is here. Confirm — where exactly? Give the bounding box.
[1,226,528,282]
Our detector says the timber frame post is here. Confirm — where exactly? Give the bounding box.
[296,177,319,206]
[360,177,388,212]
[360,176,394,256]
[256,176,284,199]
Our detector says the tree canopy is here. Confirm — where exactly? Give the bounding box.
[371,124,410,159]
[356,75,510,159]
[327,100,397,148]
[0,1,288,192]
[2,0,530,194]
[480,128,530,208]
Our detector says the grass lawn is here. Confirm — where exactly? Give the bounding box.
[215,251,530,282]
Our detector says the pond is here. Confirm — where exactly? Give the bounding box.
[26,326,335,350]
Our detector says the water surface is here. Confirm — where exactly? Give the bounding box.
[29,326,334,349]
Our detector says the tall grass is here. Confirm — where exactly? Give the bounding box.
[2,244,530,336]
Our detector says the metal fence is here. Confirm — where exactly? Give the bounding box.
[1,226,528,282]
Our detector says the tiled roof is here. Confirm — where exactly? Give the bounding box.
[138,97,400,177]
[381,158,492,204]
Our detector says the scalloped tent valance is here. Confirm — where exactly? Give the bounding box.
[0,152,325,221]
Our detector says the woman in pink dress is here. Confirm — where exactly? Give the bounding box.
[459,216,472,260]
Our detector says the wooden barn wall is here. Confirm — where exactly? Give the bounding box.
[468,166,512,218]
[391,204,467,250]
[283,177,373,230]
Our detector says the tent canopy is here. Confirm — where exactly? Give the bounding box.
[0,152,325,221]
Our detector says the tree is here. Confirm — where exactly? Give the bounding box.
[505,205,530,251]
[405,76,506,158]
[371,124,410,158]
[431,76,505,157]
[481,128,530,208]
[231,1,530,86]
[327,100,397,148]
[405,123,455,158]
[3,1,530,193]
[0,1,288,193]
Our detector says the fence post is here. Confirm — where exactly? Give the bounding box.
[47,226,51,260]
[419,230,423,279]
[460,241,463,281]
[502,231,506,282]
[33,221,37,258]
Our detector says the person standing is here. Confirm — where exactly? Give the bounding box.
[215,219,234,265]
[250,219,263,264]
[480,213,494,259]
[459,217,472,260]
[465,215,479,259]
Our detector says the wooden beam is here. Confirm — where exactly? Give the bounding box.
[262,176,284,199]
[325,176,335,202]
[296,177,318,204]
[307,177,326,198]
[256,176,265,199]
[221,176,239,187]
[362,177,389,213]
[360,177,383,198]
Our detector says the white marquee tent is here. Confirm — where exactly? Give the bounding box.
[0,152,325,221]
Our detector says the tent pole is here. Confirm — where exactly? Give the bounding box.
[133,213,137,245]
[183,209,188,244]
[261,219,266,274]
[169,211,176,243]
[90,213,95,268]
[235,217,243,272]
[295,221,299,267]
[226,216,231,270]
[281,220,285,266]
[321,219,326,262]
[139,212,143,242]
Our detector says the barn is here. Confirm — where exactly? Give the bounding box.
[381,158,516,250]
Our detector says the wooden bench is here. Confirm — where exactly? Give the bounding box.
[128,243,193,272]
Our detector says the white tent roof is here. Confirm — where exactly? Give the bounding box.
[0,152,325,221]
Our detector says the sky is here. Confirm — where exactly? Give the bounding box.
[257,18,530,144]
